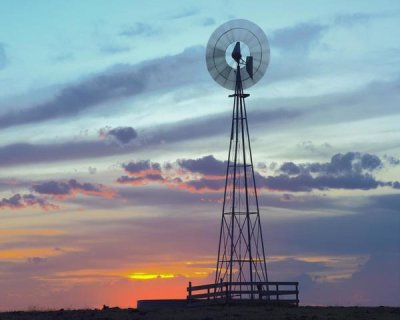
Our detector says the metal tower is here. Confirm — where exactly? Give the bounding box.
[186,19,299,305]
[214,62,268,297]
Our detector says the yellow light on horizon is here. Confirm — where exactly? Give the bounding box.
[128,272,175,280]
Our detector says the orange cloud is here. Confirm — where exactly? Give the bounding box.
[0,244,84,263]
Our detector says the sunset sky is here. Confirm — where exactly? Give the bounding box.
[0,0,399,310]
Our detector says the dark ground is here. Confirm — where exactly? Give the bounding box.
[0,305,399,320]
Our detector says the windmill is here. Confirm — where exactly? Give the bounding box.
[186,19,299,305]
[138,19,299,310]
[205,18,270,299]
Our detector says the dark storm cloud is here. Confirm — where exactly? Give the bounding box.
[0,46,205,130]
[101,126,138,144]
[271,22,328,53]
[178,155,227,176]
[0,43,7,70]
[0,193,55,210]
[119,22,159,37]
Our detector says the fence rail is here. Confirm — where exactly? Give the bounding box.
[187,281,299,306]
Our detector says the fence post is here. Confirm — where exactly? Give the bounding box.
[207,288,210,300]
[188,281,192,300]
[276,284,279,301]
[296,283,299,306]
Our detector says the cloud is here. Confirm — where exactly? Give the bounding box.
[115,152,398,195]
[184,177,225,192]
[279,162,301,175]
[333,11,398,27]
[0,105,300,167]
[299,141,332,155]
[0,43,7,69]
[177,155,226,176]
[0,194,56,210]
[1,190,398,309]
[200,17,215,26]
[291,152,383,175]
[88,166,97,175]
[117,157,225,192]
[122,160,161,175]
[265,193,400,256]
[334,12,373,26]
[0,141,135,167]
[27,257,47,264]
[260,152,394,192]
[0,46,205,130]
[119,22,159,37]
[117,174,164,185]
[99,44,130,54]
[258,172,382,192]
[384,155,400,166]
[271,22,328,53]
[389,181,400,189]
[32,179,115,199]
[0,72,398,168]
[168,8,199,20]
[117,160,167,186]
[143,107,300,146]
[99,126,138,144]
[190,152,395,193]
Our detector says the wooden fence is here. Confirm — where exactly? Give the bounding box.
[187,281,299,306]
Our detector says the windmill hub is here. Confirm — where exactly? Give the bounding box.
[225,41,250,68]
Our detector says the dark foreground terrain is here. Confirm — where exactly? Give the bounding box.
[1,305,399,320]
